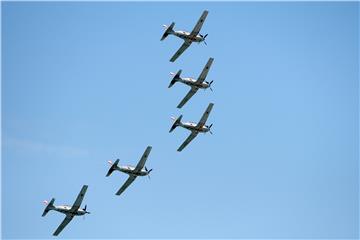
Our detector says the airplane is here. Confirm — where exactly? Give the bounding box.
[161,10,209,62]
[106,146,153,196]
[169,57,214,108]
[170,103,214,152]
[42,185,90,236]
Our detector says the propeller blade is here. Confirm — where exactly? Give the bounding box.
[209,124,213,128]
[204,40,207,45]
[204,34,208,39]
[145,166,148,171]
[210,130,213,135]
[84,205,87,211]
[147,168,153,180]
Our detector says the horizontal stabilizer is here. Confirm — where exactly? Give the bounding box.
[106,159,119,177]
[42,198,55,217]
[169,70,182,88]
[161,22,175,41]
[169,115,182,133]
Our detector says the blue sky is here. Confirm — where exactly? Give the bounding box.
[2,2,358,239]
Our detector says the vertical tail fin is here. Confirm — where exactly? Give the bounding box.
[106,159,119,177]
[168,70,182,88]
[169,115,183,133]
[42,198,55,217]
[161,22,175,41]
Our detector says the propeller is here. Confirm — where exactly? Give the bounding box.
[205,80,214,91]
[206,123,213,134]
[145,166,153,180]
[200,33,208,45]
[209,80,213,91]
[84,204,90,214]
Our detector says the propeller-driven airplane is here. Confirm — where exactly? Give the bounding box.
[106,146,153,196]
[170,103,214,152]
[169,57,214,108]
[42,185,90,236]
[161,10,209,62]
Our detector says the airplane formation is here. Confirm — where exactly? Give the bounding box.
[42,10,214,236]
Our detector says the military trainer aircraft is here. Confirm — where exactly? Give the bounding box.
[169,57,214,108]
[170,103,214,152]
[161,10,209,62]
[106,146,153,196]
[42,185,90,236]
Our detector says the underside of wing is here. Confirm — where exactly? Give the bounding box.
[134,146,152,172]
[53,215,74,236]
[170,40,191,62]
[116,175,137,196]
[177,131,198,152]
[177,87,198,109]
[197,103,214,127]
[190,10,209,37]
[70,185,88,212]
[196,57,214,84]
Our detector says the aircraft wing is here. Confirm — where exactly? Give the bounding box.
[177,131,198,152]
[116,175,137,196]
[70,185,88,212]
[134,146,152,172]
[170,40,192,62]
[177,87,198,109]
[190,10,209,37]
[196,57,214,84]
[197,103,214,127]
[53,214,74,236]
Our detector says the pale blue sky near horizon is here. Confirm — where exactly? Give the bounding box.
[2,2,359,239]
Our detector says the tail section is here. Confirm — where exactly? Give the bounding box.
[168,70,182,88]
[42,198,55,217]
[169,115,183,133]
[161,22,175,41]
[106,159,120,177]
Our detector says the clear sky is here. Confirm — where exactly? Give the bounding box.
[2,2,359,239]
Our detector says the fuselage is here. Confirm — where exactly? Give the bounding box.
[180,122,210,133]
[53,205,87,216]
[172,30,204,42]
[118,165,149,176]
[178,77,210,89]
